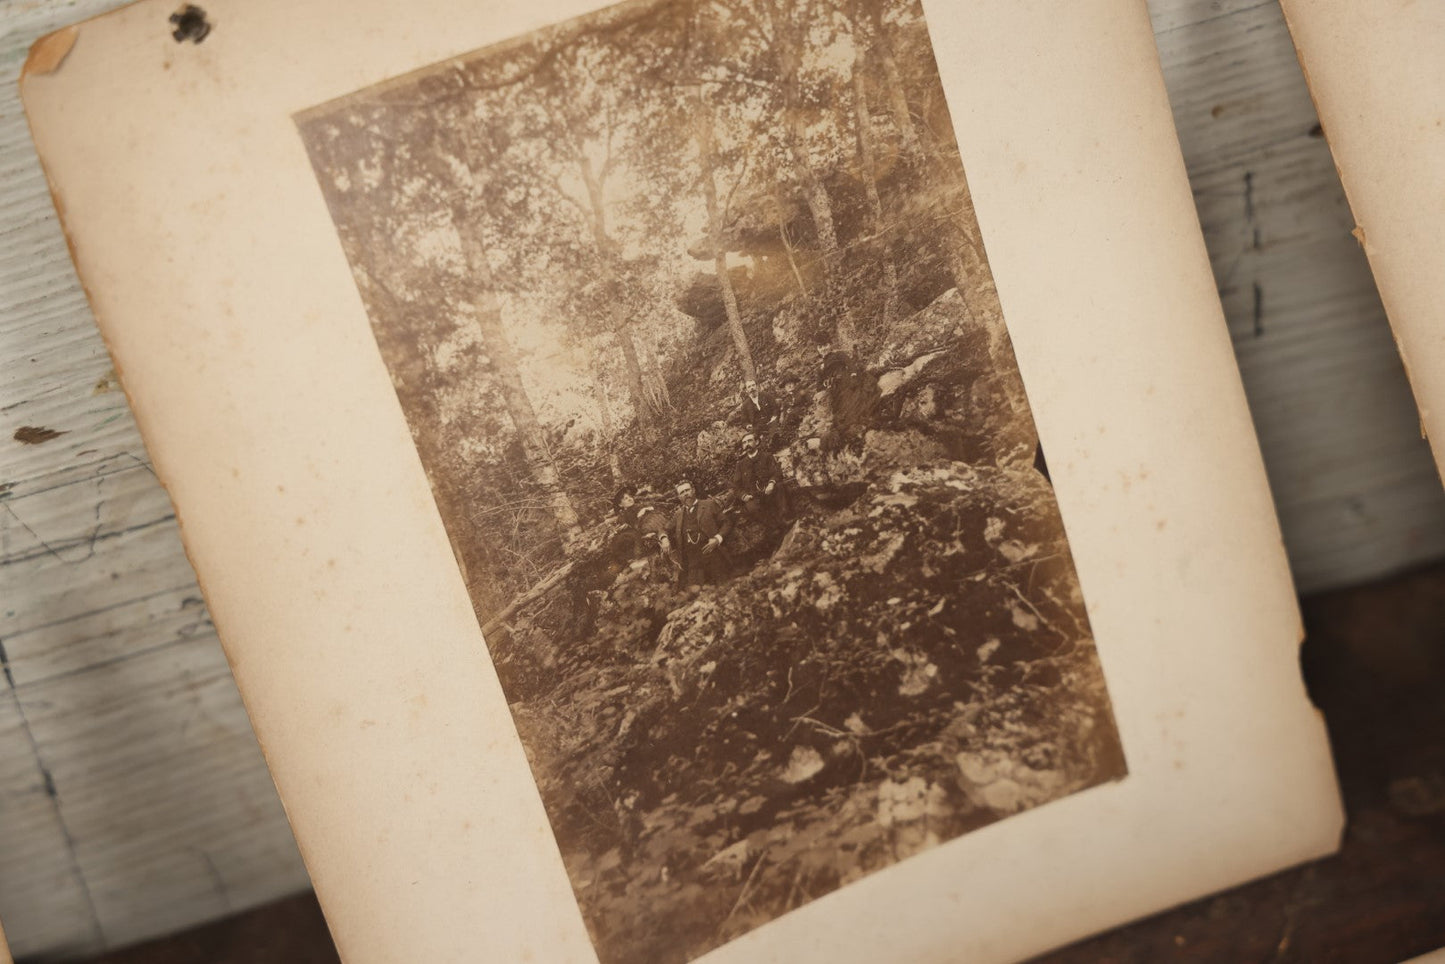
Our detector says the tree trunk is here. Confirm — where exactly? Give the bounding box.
[594,376,623,484]
[868,15,996,314]
[767,0,852,350]
[692,86,759,384]
[922,131,997,313]
[851,11,900,331]
[452,205,583,543]
[579,155,656,432]
[641,337,672,410]
[871,9,923,162]
[787,109,842,271]
[949,172,996,302]
[481,559,577,637]
[766,0,838,262]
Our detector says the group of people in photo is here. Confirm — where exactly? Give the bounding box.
[606,377,806,589]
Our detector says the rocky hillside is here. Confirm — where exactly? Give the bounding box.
[487,287,1126,964]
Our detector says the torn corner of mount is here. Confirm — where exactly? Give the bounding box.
[22,25,79,81]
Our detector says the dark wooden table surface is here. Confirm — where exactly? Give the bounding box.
[61,562,1445,964]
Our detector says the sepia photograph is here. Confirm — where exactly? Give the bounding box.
[295,0,1126,960]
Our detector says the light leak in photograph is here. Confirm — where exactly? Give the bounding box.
[297,0,1127,960]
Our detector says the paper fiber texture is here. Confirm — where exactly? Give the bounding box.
[1279,0,1445,481]
[22,0,1341,961]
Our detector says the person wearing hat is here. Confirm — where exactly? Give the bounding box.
[732,432,790,531]
[669,480,732,586]
[611,486,674,579]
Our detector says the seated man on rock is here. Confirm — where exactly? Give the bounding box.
[732,432,790,532]
[669,480,732,587]
[738,378,780,440]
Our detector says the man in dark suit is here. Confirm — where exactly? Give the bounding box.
[669,480,732,586]
[739,379,780,438]
[732,432,790,530]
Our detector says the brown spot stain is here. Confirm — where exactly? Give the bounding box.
[1210,96,1258,119]
[14,426,66,445]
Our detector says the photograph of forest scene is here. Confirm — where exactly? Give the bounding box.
[297,0,1126,960]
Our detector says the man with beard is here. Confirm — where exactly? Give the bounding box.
[732,432,790,531]
[669,480,732,587]
[738,378,780,438]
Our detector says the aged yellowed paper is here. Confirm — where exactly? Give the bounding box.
[1279,0,1445,481]
[291,3,1126,958]
[22,0,1341,961]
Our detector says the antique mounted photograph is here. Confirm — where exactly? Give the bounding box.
[296,0,1126,959]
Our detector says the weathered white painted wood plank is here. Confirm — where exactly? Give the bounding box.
[0,0,310,958]
[1150,0,1445,588]
[0,0,1441,958]
[0,691,102,957]
[18,638,301,947]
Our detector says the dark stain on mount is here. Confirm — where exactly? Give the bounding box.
[169,4,212,43]
[13,426,67,445]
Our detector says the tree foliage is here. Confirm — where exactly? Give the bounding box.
[297,0,997,613]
